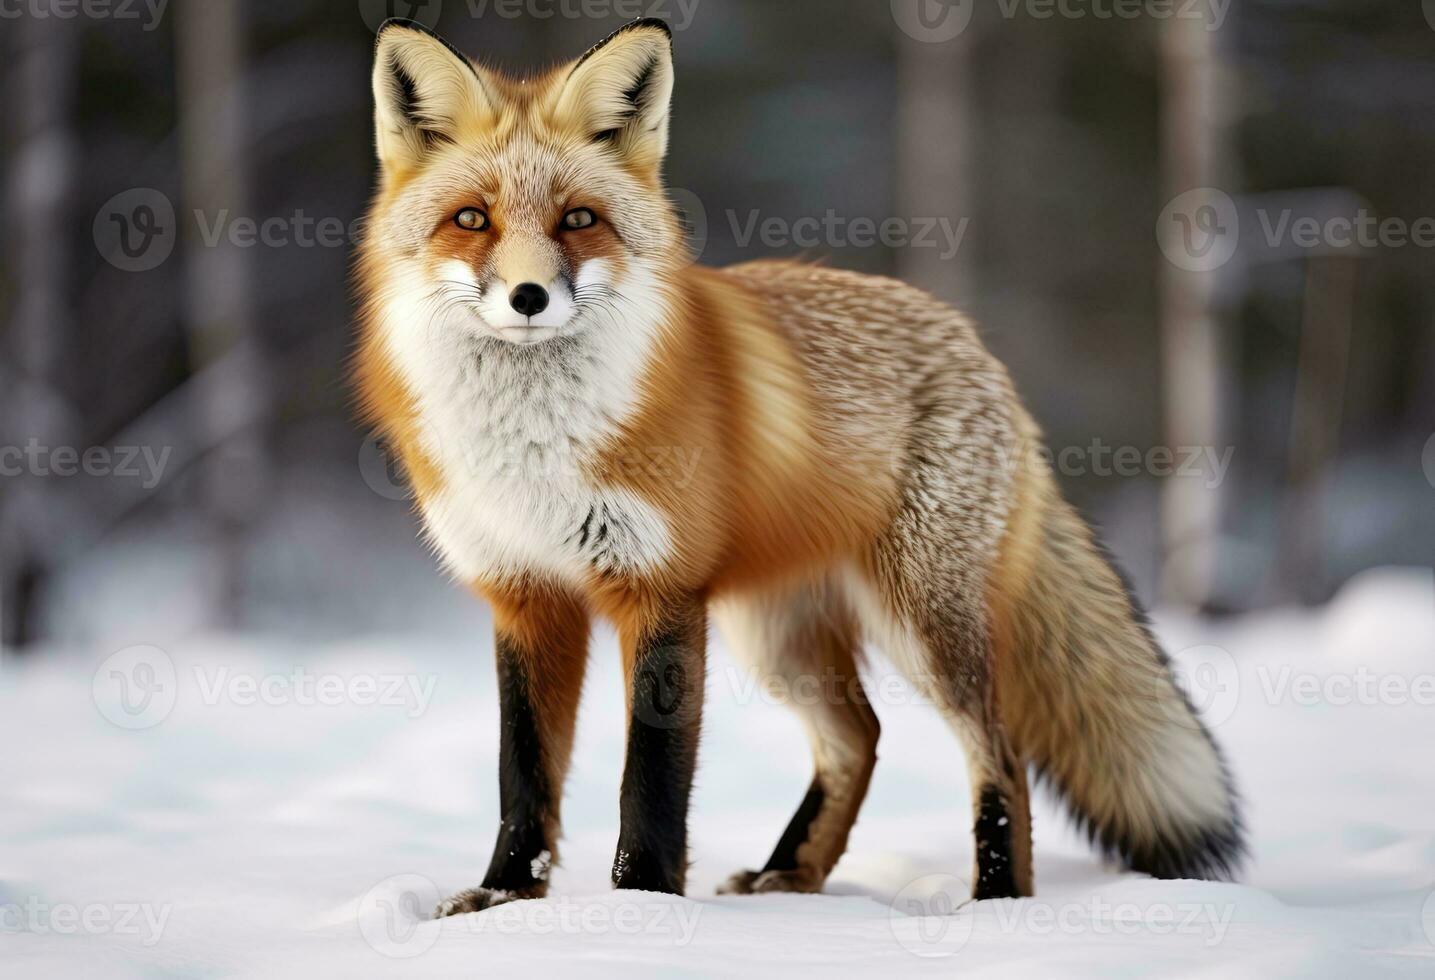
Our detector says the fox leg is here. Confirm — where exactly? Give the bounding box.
[856,552,1035,900]
[947,684,1034,899]
[611,594,707,895]
[714,579,880,895]
[436,586,589,917]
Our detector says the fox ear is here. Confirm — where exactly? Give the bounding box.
[372,19,496,180]
[553,19,674,176]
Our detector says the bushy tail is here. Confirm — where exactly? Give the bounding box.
[991,456,1245,880]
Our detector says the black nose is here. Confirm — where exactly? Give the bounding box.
[509,283,549,317]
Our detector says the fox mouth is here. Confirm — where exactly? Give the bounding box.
[485,319,562,346]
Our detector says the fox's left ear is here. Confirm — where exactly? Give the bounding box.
[552,19,674,177]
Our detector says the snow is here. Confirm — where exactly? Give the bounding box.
[4,566,1434,977]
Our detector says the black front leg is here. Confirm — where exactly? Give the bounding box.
[612,599,706,895]
[437,591,588,918]
[479,646,556,896]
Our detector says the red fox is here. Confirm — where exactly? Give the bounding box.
[354,18,1244,914]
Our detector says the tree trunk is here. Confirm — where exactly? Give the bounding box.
[2,16,80,650]
[176,0,267,628]
[1157,17,1230,610]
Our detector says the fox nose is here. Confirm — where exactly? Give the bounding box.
[509,283,549,317]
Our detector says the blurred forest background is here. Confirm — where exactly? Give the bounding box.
[2,0,1433,651]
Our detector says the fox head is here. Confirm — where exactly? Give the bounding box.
[360,18,683,347]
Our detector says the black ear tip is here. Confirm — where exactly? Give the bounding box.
[377,17,430,36]
[572,17,674,72]
[628,17,673,39]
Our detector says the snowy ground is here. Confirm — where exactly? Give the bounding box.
[4,566,1434,977]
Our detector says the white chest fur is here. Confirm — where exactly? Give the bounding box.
[381,293,674,587]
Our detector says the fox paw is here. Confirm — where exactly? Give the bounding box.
[434,887,519,918]
[716,869,822,895]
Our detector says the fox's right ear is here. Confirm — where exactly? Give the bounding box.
[372,20,496,181]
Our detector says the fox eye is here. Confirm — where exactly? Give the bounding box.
[454,208,489,231]
[562,208,597,231]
